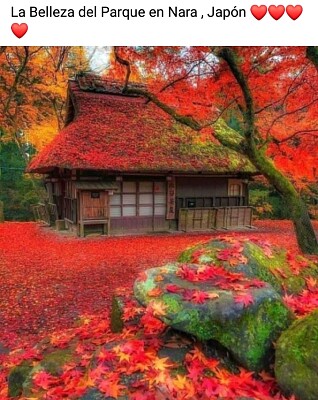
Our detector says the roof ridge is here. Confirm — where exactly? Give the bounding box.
[74,72,146,96]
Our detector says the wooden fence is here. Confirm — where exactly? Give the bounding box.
[32,202,58,226]
[178,207,254,232]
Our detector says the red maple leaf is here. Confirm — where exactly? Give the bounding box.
[191,290,210,304]
[182,289,196,301]
[166,284,181,293]
[234,292,254,307]
[177,264,197,281]
[33,371,58,390]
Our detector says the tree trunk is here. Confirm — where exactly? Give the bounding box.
[0,200,4,223]
[247,142,318,255]
[217,47,318,254]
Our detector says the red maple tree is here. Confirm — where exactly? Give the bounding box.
[110,46,318,254]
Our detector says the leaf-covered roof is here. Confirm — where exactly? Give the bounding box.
[28,77,255,175]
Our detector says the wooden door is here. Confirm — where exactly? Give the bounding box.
[80,191,109,221]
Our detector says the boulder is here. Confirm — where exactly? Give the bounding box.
[8,347,75,397]
[8,362,33,398]
[275,310,318,400]
[134,262,294,371]
[179,237,318,294]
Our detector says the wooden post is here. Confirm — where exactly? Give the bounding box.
[0,201,4,223]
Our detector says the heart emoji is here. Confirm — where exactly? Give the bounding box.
[11,23,28,39]
[268,5,285,20]
[286,5,303,20]
[251,5,268,20]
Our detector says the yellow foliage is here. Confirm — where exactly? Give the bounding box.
[26,118,59,150]
[0,46,90,150]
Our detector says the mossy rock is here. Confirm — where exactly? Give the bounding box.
[179,238,318,294]
[17,347,75,397]
[8,362,33,397]
[134,263,294,371]
[40,347,74,375]
[275,310,318,400]
[110,295,125,333]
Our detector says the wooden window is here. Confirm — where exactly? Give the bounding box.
[109,186,122,217]
[228,179,243,196]
[154,188,166,217]
[123,206,137,217]
[154,205,166,216]
[229,184,241,196]
[123,194,136,204]
[139,193,153,204]
[110,205,121,217]
[154,182,165,193]
[123,181,136,193]
[123,193,137,217]
[140,206,153,216]
[109,180,166,218]
[139,181,153,217]
[139,181,153,192]
[121,182,137,217]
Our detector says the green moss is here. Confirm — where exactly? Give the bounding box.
[161,294,183,314]
[179,240,318,295]
[8,362,33,397]
[134,276,156,302]
[244,242,287,292]
[275,310,318,400]
[284,276,306,294]
[218,299,293,371]
[142,277,156,293]
[172,308,218,340]
[41,348,73,376]
[178,245,200,263]
[170,299,293,371]
[246,242,318,294]
[110,296,124,333]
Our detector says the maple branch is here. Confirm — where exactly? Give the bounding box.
[113,46,131,92]
[128,85,245,152]
[4,46,30,120]
[246,47,276,77]
[126,86,202,131]
[255,64,310,115]
[273,129,318,144]
[265,97,318,137]
[200,98,240,128]
[159,61,202,92]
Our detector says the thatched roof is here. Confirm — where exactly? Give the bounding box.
[28,74,255,175]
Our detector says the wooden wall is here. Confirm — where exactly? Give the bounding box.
[176,177,228,197]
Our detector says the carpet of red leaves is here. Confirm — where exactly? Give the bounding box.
[0,220,317,350]
[0,220,318,399]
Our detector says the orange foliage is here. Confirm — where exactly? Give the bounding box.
[0,46,89,149]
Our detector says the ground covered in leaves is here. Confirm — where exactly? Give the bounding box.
[0,221,318,399]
